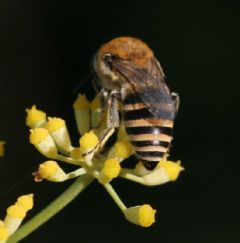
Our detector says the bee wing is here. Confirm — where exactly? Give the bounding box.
[171,92,180,118]
[115,58,178,118]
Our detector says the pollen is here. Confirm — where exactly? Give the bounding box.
[17,194,34,211]
[73,94,90,109]
[158,160,184,181]
[7,205,27,219]
[44,117,65,132]
[79,131,99,153]
[29,128,49,145]
[25,105,46,128]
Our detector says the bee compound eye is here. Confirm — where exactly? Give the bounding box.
[103,53,113,66]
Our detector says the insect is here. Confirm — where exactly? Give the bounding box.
[92,37,179,171]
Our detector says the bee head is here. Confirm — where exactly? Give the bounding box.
[94,37,154,89]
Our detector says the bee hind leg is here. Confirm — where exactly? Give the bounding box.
[107,90,120,129]
[93,90,120,151]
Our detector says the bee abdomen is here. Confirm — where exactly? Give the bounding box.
[126,126,172,136]
[122,95,174,170]
[126,125,172,161]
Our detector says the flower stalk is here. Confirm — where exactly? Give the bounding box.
[8,175,94,243]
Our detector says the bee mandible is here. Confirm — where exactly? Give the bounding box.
[92,37,179,171]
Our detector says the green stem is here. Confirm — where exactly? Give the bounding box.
[104,183,127,212]
[56,154,83,166]
[8,175,94,243]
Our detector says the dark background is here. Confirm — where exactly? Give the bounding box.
[0,0,239,242]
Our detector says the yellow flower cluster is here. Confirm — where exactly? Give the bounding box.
[26,94,184,228]
[0,194,33,242]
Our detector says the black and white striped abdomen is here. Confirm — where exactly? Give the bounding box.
[122,94,174,170]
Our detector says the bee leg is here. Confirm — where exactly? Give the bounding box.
[171,92,180,117]
[92,90,120,152]
[107,90,120,129]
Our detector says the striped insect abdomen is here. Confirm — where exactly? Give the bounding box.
[122,94,174,170]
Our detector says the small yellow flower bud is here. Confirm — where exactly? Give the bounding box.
[79,131,99,154]
[90,95,101,128]
[73,94,90,109]
[4,195,34,236]
[44,117,65,132]
[124,204,156,227]
[38,160,66,182]
[90,95,101,110]
[44,118,72,152]
[102,159,121,178]
[17,194,34,211]
[158,160,184,181]
[0,221,8,241]
[114,141,133,159]
[29,128,49,145]
[98,159,121,184]
[0,141,5,157]
[39,160,58,178]
[117,123,128,141]
[6,205,26,219]
[73,94,90,135]
[25,105,47,128]
[139,204,156,227]
[29,128,58,158]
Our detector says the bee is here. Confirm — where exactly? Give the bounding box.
[92,37,179,171]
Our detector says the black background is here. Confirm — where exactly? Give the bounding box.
[0,1,239,242]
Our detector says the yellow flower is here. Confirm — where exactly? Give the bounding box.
[25,105,46,128]
[98,159,121,184]
[17,194,34,211]
[38,160,66,182]
[6,205,26,219]
[73,94,90,109]
[113,141,133,159]
[4,194,34,235]
[73,94,90,135]
[29,128,58,158]
[157,160,184,181]
[124,204,156,227]
[79,131,99,154]
[44,117,73,152]
[117,123,128,141]
[90,95,101,128]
